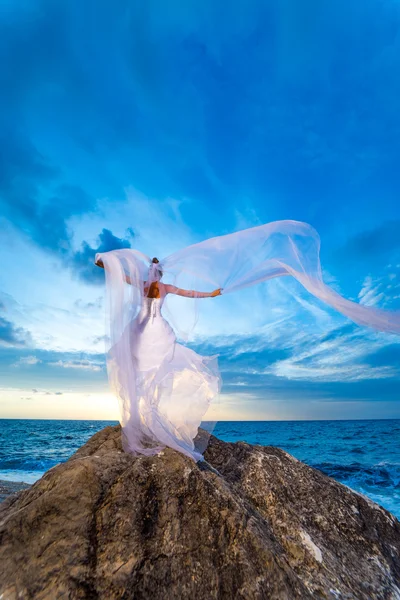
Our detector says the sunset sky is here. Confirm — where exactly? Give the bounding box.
[1,0,400,421]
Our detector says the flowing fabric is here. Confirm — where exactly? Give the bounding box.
[96,248,221,461]
[96,219,400,462]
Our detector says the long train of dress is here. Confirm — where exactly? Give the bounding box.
[108,295,221,462]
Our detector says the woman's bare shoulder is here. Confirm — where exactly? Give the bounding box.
[163,283,178,295]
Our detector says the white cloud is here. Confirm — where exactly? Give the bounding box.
[269,361,396,382]
[358,268,400,309]
[12,355,41,367]
[358,275,385,307]
[213,311,400,384]
[272,322,399,381]
[48,359,103,372]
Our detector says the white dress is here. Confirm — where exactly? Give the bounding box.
[110,294,221,462]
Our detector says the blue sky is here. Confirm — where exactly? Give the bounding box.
[1,0,400,420]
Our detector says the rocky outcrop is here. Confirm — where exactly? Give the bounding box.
[1,425,400,599]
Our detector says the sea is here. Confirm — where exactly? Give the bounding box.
[0,418,399,519]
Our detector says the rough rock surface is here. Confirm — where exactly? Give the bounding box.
[1,425,400,599]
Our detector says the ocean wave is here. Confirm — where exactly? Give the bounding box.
[0,457,62,472]
[313,461,400,489]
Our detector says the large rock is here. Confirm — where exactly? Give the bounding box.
[1,425,399,599]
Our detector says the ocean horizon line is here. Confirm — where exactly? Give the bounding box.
[0,417,399,422]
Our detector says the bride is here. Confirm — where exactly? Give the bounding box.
[95,219,400,462]
[95,254,222,461]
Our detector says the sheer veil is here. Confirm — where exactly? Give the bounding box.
[161,219,400,334]
[96,219,400,460]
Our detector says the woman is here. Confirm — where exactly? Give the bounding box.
[95,219,400,462]
[95,254,222,462]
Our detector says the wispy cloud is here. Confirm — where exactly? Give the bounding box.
[193,308,400,388]
[0,347,107,393]
[74,297,103,311]
[358,271,400,309]
[12,355,41,366]
[48,359,103,372]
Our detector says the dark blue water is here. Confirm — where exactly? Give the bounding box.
[0,418,399,518]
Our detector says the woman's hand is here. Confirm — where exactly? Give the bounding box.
[210,288,223,297]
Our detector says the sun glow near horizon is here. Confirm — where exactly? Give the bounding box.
[0,389,119,421]
[1,388,400,422]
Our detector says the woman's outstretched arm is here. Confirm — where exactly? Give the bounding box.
[165,284,222,298]
[95,258,136,286]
